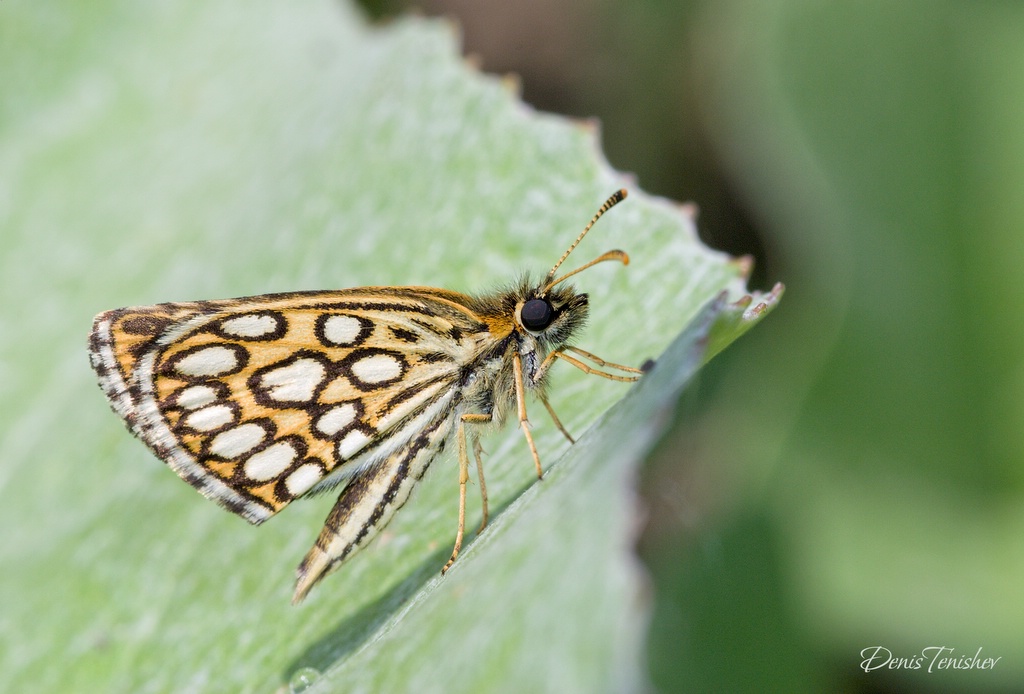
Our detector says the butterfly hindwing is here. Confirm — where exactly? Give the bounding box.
[89,288,492,524]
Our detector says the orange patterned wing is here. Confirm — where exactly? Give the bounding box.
[88,288,493,524]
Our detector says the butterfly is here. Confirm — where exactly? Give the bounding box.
[88,189,643,603]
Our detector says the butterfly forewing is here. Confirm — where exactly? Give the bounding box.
[89,288,494,524]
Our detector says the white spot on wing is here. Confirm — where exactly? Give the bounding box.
[184,404,234,432]
[221,313,280,338]
[244,441,298,481]
[285,463,323,496]
[351,353,402,384]
[338,430,372,459]
[176,385,218,410]
[174,346,240,377]
[322,315,362,345]
[210,423,266,458]
[316,403,358,437]
[260,358,326,402]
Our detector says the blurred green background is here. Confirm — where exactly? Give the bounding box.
[355,0,1024,691]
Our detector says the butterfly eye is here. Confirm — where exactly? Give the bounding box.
[520,298,555,332]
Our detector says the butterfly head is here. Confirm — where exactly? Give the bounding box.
[511,189,631,349]
[513,282,589,350]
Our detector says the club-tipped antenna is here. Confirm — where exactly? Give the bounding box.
[542,250,629,295]
[540,189,629,295]
[545,189,628,283]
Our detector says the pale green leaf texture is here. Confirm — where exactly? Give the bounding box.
[0,2,778,692]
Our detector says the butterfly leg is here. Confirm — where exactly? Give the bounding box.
[540,392,575,444]
[443,412,491,574]
[538,347,643,383]
[513,352,544,479]
[563,345,646,377]
[473,435,489,532]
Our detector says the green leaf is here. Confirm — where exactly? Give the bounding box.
[0,2,778,691]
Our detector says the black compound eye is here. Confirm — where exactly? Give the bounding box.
[520,298,555,332]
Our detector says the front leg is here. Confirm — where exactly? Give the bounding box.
[535,345,643,383]
[513,352,544,479]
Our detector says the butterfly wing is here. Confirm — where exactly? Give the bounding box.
[89,287,492,524]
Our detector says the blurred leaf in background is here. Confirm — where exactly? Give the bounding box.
[376,0,1024,692]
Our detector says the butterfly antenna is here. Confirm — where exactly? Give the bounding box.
[542,189,629,294]
[545,189,627,282]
